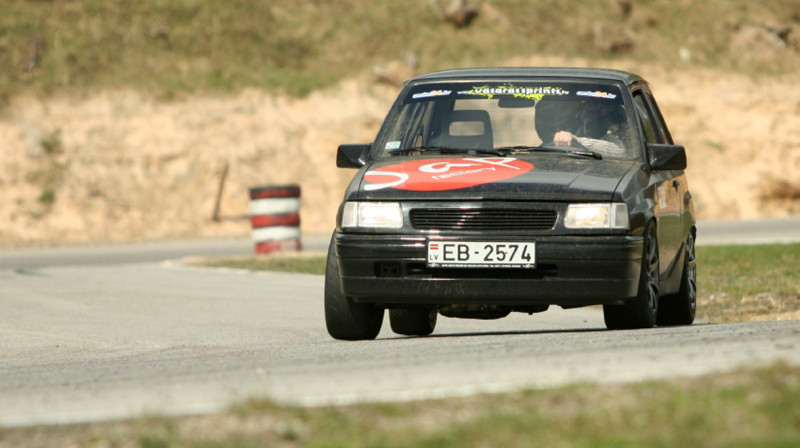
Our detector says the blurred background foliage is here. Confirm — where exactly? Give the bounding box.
[1,0,799,104]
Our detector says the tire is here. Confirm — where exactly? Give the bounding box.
[324,238,383,340]
[604,221,659,330]
[657,230,697,326]
[389,307,437,336]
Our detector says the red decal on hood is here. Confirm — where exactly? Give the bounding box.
[364,158,534,192]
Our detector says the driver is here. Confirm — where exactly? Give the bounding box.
[534,98,626,155]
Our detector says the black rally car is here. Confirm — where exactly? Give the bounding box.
[326,68,696,340]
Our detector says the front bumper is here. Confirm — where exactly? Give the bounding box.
[334,232,643,307]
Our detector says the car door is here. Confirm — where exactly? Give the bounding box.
[643,89,694,243]
[632,88,683,279]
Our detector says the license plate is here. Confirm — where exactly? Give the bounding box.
[427,241,536,268]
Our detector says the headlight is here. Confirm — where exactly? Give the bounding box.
[564,203,629,229]
[342,202,403,229]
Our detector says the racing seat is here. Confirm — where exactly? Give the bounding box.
[430,109,494,150]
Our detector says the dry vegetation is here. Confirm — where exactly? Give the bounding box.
[2,0,800,248]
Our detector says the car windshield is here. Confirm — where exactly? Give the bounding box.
[373,81,639,160]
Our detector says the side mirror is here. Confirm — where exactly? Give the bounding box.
[336,143,371,168]
[649,143,687,171]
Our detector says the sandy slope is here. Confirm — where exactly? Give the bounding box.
[1,58,799,248]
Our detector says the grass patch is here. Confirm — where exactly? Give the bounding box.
[2,0,799,105]
[697,243,800,322]
[25,158,67,213]
[3,363,798,447]
[196,253,326,275]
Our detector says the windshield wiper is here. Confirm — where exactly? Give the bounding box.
[388,146,508,157]
[494,145,603,160]
[389,144,602,160]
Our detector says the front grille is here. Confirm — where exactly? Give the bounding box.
[410,208,557,231]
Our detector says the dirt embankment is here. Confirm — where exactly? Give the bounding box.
[2,58,799,248]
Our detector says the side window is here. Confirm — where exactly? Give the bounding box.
[633,90,664,144]
[643,91,673,144]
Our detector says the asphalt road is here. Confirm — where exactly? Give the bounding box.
[697,215,800,246]
[1,218,799,427]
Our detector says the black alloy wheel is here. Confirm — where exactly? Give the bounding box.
[324,238,384,340]
[389,307,438,336]
[604,221,659,329]
[657,230,697,326]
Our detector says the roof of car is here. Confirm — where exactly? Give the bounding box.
[408,67,645,86]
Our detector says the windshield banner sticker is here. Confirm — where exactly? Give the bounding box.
[364,157,534,191]
[459,84,570,100]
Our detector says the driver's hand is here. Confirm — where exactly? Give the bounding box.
[553,131,574,147]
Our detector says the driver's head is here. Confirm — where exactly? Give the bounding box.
[578,101,626,139]
[535,98,625,141]
[534,98,580,143]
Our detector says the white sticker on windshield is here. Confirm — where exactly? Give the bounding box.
[385,141,401,150]
[577,90,617,99]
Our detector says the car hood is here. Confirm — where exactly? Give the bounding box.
[350,156,638,202]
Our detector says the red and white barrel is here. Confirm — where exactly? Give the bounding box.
[249,185,301,254]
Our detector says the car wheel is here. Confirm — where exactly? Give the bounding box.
[657,230,697,326]
[389,307,437,336]
[324,238,383,340]
[604,221,659,329]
